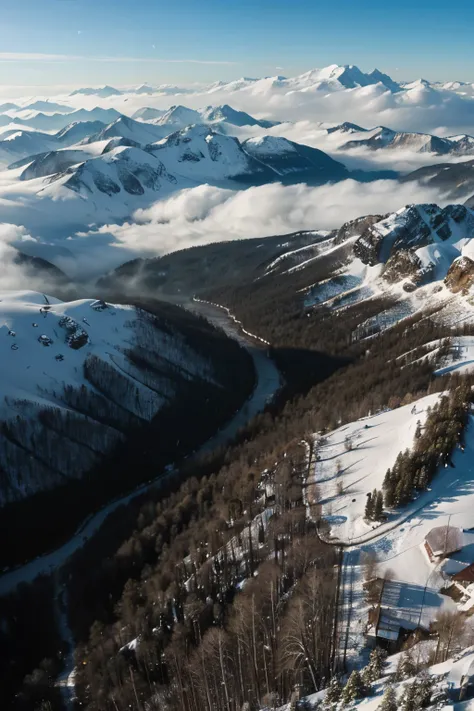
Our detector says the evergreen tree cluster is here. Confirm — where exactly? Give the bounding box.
[361,648,387,685]
[324,649,387,709]
[365,489,385,522]
[383,385,471,508]
[394,650,418,681]
[398,671,434,711]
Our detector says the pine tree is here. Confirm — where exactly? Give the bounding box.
[400,679,421,711]
[384,484,395,508]
[415,420,422,439]
[341,670,365,705]
[377,683,397,711]
[325,675,343,704]
[365,492,375,520]
[374,491,384,521]
[394,650,417,681]
[362,647,387,685]
[415,670,433,707]
[371,647,387,679]
[361,663,373,687]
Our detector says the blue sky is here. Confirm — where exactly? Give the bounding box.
[1,0,474,88]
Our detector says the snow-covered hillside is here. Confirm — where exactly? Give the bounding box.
[312,394,440,543]
[242,135,348,179]
[43,145,179,201]
[340,125,474,156]
[84,115,169,145]
[70,86,122,98]
[201,64,402,96]
[0,291,215,504]
[304,645,474,710]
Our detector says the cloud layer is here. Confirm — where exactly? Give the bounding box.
[68,179,452,278]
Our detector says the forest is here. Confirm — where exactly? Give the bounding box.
[5,228,474,709]
[53,286,474,710]
[0,299,256,567]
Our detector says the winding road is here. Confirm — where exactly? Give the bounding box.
[0,300,281,596]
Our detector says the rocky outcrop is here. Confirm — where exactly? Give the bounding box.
[334,214,386,246]
[445,256,474,294]
[383,249,425,288]
[354,204,474,268]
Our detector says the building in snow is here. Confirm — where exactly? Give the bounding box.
[451,563,474,587]
[424,526,465,562]
[370,603,425,653]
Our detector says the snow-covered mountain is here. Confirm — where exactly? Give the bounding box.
[43,145,178,199]
[55,120,107,145]
[0,130,59,166]
[0,291,217,505]
[147,103,278,132]
[19,100,74,114]
[147,124,348,184]
[0,120,110,167]
[203,64,402,96]
[154,105,202,127]
[200,104,278,128]
[12,125,347,217]
[111,202,474,334]
[148,124,271,182]
[402,161,474,200]
[70,85,123,98]
[340,125,474,155]
[0,102,20,113]
[12,107,122,132]
[18,150,92,181]
[133,83,157,95]
[132,107,166,121]
[84,115,169,145]
[242,135,348,180]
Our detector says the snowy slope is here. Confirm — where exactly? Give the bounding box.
[303,394,474,680]
[12,107,122,132]
[242,135,348,180]
[304,646,474,710]
[0,290,214,504]
[0,121,109,168]
[148,124,272,181]
[83,115,169,145]
[132,107,166,121]
[155,105,202,128]
[55,120,107,145]
[19,100,74,114]
[200,104,278,128]
[206,65,401,96]
[0,130,59,166]
[70,86,122,98]
[18,150,93,181]
[0,103,20,113]
[341,125,474,156]
[312,394,440,542]
[44,145,179,199]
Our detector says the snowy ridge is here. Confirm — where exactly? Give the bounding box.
[0,291,215,504]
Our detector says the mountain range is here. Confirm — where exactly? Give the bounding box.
[62,63,474,101]
[339,124,474,156]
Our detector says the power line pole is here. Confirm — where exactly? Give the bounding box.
[443,514,452,557]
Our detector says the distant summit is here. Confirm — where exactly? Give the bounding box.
[70,85,123,98]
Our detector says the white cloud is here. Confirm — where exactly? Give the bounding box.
[0,224,51,291]
[0,223,32,244]
[107,79,474,137]
[73,179,451,277]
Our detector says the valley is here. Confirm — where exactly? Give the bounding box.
[5,54,474,711]
[0,299,281,594]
